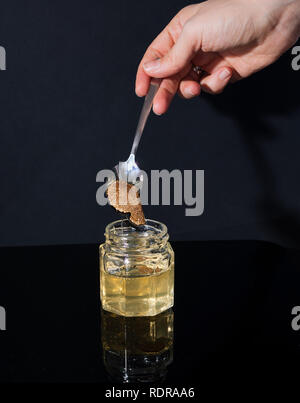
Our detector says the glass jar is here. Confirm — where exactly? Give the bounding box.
[100,219,174,317]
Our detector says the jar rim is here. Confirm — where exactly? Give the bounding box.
[104,219,168,244]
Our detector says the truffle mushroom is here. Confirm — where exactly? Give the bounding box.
[107,180,146,226]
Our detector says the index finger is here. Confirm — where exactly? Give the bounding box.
[135,20,178,97]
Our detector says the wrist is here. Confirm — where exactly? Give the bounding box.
[250,0,300,44]
[276,0,300,43]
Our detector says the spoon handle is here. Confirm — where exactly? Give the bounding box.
[130,79,160,156]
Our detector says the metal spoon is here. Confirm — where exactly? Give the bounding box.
[114,79,161,185]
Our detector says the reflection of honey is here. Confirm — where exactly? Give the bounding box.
[100,244,174,317]
[101,308,174,383]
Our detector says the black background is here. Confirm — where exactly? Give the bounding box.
[0,0,300,248]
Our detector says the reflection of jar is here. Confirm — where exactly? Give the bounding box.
[101,308,174,383]
[100,219,174,317]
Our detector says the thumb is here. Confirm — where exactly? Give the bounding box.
[143,24,198,77]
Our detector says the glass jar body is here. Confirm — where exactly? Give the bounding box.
[100,219,174,317]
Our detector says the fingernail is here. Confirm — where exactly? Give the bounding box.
[152,105,162,116]
[185,87,198,97]
[135,88,144,97]
[143,59,161,73]
[219,69,231,80]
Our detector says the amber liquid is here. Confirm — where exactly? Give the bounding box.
[100,245,174,317]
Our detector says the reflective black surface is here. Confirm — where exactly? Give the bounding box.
[0,241,300,384]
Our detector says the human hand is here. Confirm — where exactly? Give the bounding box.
[135,0,300,114]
